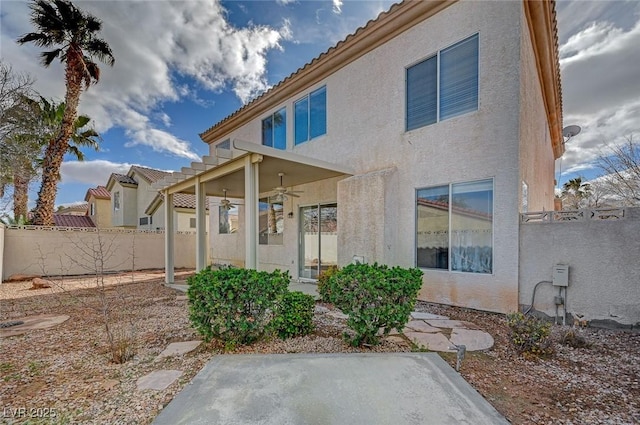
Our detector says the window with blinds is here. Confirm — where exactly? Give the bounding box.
[406,33,479,131]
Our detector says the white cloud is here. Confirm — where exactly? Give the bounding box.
[1,0,290,158]
[60,160,133,186]
[332,0,343,15]
[559,14,640,175]
[276,0,296,4]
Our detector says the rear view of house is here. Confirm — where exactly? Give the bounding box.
[154,0,563,314]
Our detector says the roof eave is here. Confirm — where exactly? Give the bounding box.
[524,0,564,159]
[199,0,456,144]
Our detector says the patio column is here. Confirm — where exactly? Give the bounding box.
[164,191,175,284]
[244,155,261,269]
[195,177,207,271]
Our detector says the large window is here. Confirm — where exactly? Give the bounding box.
[262,108,286,150]
[406,33,479,131]
[219,205,238,234]
[259,197,283,245]
[416,178,493,273]
[295,86,326,145]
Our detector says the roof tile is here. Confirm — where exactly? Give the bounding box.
[53,214,96,228]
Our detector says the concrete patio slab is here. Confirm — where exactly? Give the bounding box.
[153,353,508,425]
[137,370,183,391]
[157,341,202,359]
[405,332,456,353]
[450,329,494,351]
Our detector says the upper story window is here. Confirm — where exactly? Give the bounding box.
[294,86,326,145]
[113,192,120,211]
[262,108,286,150]
[90,203,95,216]
[406,33,479,131]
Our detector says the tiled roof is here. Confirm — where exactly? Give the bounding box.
[85,185,111,201]
[56,203,89,214]
[53,214,96,228]
[112,173,138,186]
[130,166,171,183]
[174,193,210,210]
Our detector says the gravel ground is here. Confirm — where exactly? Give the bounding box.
[1,274,638,424]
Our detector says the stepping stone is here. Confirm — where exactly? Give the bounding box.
[157,341,202,359]
[450,328,494,351]
[410,312,449,320]
[0,315,70,338]
[327,311,348,320]
[176,295,188,301]
[405,332,456,353]
[136,370,182,391]
[425,319,480,330]
[403,320,441,333]
[314,305,330,314]
[385,335,409,346]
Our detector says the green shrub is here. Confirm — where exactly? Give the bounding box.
[317,265,338,303]
[506,312,553,356]
[325,262,423,346]
[187,267,290,347]
[272,291,315,339]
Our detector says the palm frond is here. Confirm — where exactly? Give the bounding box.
[74,115,90,128]
[66,145,84,161]
[16,32,54,47]
[86,16,102,33]
[86,39,115,66]
[85,60,100,84]
[40,48,63,66]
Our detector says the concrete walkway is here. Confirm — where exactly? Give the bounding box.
[153,352,508,425]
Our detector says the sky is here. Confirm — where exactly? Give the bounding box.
[0,0,639,209]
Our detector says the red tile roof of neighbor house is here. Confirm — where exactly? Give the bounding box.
[111,173,138,186]
[129,166,171,183]
[174,193,210,209]
[53,214,96,228]
[85,185,111,201]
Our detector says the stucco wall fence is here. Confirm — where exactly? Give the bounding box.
[519,207,640,328]
[1,226,197,281]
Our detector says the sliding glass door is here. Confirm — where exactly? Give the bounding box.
[299,203,337,280]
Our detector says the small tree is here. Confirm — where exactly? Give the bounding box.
[596,136,640,206]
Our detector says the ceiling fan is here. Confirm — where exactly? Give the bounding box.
[271,172,303,202]
[220,189,236,210]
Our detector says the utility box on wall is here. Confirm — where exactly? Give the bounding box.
[552,264,569,287]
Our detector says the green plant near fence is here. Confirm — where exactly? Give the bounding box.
[187,267,290,347]
[272,291,315,339]
[322,262,423,346]
[506,312,553,357]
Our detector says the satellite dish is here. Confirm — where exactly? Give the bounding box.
[562,125,581,139]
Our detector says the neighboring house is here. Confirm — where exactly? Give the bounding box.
[53,214,96,228]
[105,166,209,232]
[55,203,89,216]
[153,0,563,314]
[84,185,112,228]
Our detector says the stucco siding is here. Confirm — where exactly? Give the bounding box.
[519,8,555,213]
[204,1,546,313]
[519,208,640,327]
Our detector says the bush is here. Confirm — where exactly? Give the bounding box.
[187,267,290,347]
[272,291,315,339]
[506,312,553,356]
[324,262,423,346]
[317,265,338,303]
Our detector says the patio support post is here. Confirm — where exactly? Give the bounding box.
[244,155,260,269]
[164,191,175,284]
[195,177,207,271]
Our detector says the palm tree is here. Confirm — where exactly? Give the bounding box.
[561,177,592,210]
[17,0,114,225]
[4,96,100,221]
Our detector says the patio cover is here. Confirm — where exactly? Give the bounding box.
[154,139,354,283]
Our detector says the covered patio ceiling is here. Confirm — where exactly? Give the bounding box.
[153,139,354,197]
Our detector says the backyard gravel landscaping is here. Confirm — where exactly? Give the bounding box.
[1,271,638,424]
